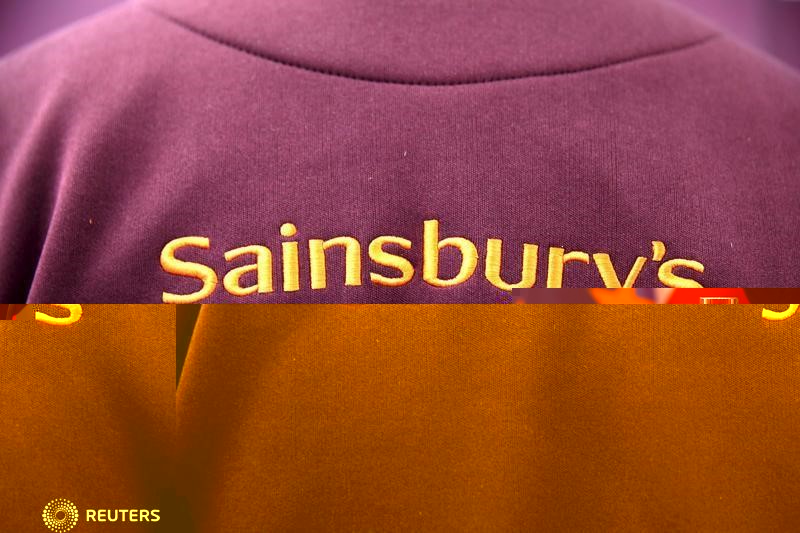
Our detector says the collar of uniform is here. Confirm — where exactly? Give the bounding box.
[137,0,718,85]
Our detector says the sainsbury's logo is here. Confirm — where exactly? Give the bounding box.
[160,219,708,302]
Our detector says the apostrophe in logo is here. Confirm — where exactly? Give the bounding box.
[42,499,79,532]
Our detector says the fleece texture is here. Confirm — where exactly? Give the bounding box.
[177,304,800,531]
[0,305,178,532]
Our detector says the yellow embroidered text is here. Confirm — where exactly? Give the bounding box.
[160,220,706,303]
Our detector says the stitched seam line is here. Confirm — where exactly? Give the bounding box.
[141,4,720,86]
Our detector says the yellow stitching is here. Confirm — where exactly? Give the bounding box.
[762,304,799,321]
[159,223,710,297]
[161,236,218,303]
[223,245,273,296]
[592,253,647,288]
[309,237,362,289]
[369,236,414,287]
[280,223,300,292]
[657,259,705,288]
[652,240,666,261]
[423,220,478,287]
[485,239,537,291]
[547,248,590,288]
[34,304,83,326]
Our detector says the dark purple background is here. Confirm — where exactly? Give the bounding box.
[1,0,799,70]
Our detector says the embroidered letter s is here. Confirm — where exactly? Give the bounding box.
[161,237,218,303]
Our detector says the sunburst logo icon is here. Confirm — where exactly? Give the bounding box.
[42,499,79,532]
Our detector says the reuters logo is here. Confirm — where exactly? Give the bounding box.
[42,499,79,532]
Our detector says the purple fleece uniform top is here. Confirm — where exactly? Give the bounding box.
[0,0,798,303]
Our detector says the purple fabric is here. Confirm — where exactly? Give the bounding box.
[0,0,798,303]
[4,1,800,70]
[0,0,122,57]
[672,0,800,71]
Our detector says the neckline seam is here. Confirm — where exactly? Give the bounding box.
[141,4,720,87]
